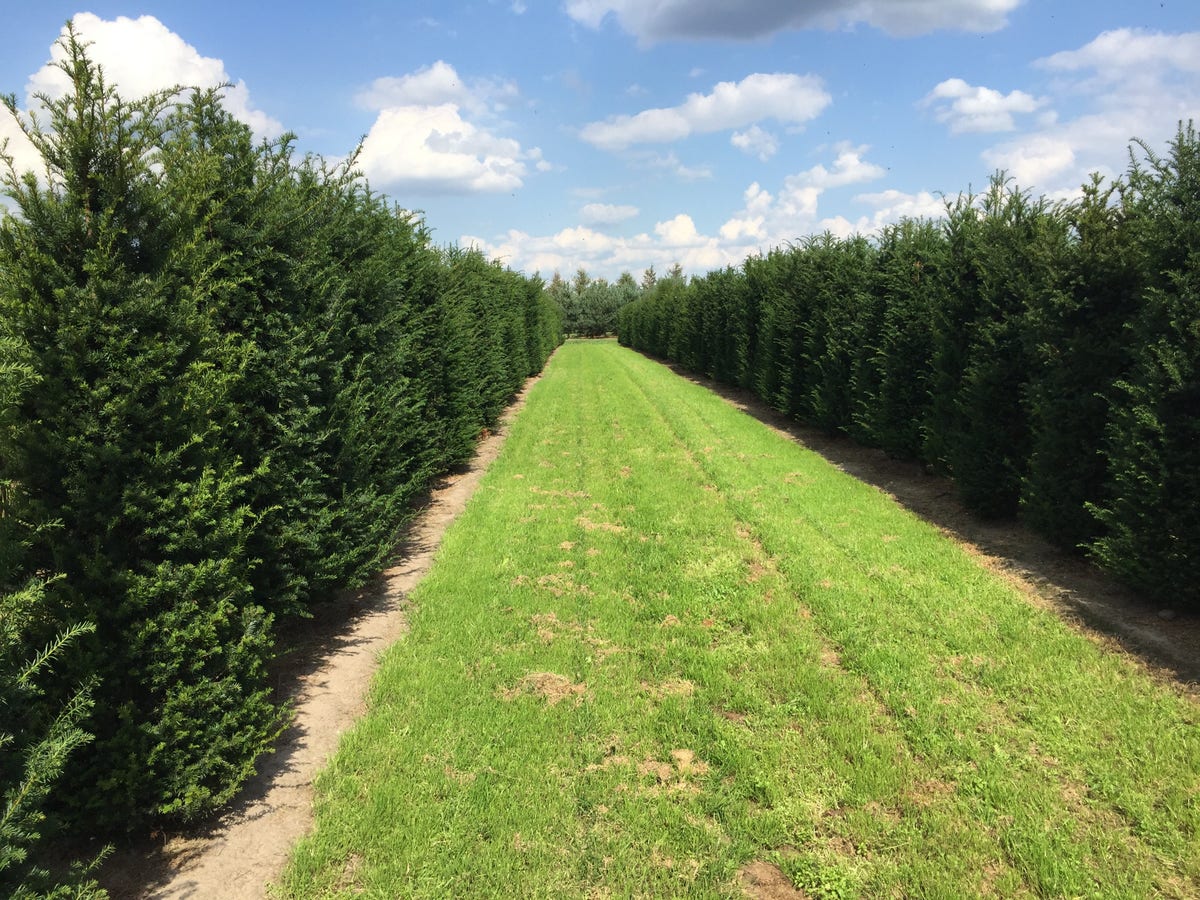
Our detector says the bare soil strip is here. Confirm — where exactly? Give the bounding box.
[98,377,539,900]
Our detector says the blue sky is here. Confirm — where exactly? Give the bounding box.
[2,2,1198,279]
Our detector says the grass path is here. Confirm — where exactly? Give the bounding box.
[275,340,1199,899]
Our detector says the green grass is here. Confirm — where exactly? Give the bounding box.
[275,339,1199,899]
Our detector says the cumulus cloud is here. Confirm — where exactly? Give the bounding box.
[581,72,830,150]
[357,104,533,194]
[854,189,945,221]
[791,143,886,190]
[580,202,640,225]
[462,143,902,279]
[465,216,733,279]
[655,213,703,246]
[355,60,547,195]
[26,13,282,140]
[356,60,518,116]
[1038,28,1200,77]
[922,78,1045,133]
[715,143,885,242]
[978,29,1200,194]
[0,111,40,181]
[818,189,946,237]
[731,124,780,160]
[983,134,1076,187]
[565,0,1023,42]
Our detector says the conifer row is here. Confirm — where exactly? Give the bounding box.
[620,127,1200,611]
[0,31,560,889]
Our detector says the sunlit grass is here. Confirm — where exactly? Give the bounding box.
[275,339,1199,899]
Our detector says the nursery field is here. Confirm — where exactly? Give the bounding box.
[277,340,1199,899]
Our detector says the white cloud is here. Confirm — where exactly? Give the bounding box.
[639,151,714,181]
[983,134,1076,187]
[580,202,639,225]
[789,143,886,190]
[580,72,830,150]
[27,13,282,140]
[551,225,618,254]
[854,189,946,222]
[565,0,1023,42]
[355,60,546,195]
[718,182,771,242]
[462,215,733,280]
[358,104,537,194]
[356,60,517,116]
[978,29,1200,194]
[714,144,885,241]
[1038,28,1200,76]
[817,189,946,236]
[922,78,1045,134]
[655,213,703,246]
[463,143,900,279]
[731,124,780,160]
[0,110,41,181]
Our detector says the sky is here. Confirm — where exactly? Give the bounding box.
[1,2,1198,280]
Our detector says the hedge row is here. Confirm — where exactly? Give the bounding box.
[620,124,1199,610]
[0,31,560,886]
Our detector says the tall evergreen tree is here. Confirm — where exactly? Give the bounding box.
[857,218,945,458]
[0,30,280,829]
[1022,175,1141,548]
[927,175,1067,517]
[1091,123,1200,606]
[0,337,103,897]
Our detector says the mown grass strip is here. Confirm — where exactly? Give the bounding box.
[276,340,1199,899]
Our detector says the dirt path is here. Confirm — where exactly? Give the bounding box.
[98,377,538,899]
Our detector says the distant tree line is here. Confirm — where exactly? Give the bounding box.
[620,124,1200,612]
[0,32,560,895]
[547,264,685,337]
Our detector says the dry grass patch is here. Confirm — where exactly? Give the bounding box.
[498,672,587,706]
[577,514,625,533]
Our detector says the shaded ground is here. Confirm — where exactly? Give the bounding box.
[96,376,539,899]
[668,361,1200,691]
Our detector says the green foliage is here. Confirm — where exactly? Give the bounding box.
[689,266,747,383]
[0,337,103,897]
[0,569,102,898]
[928,176,1068,517]
[0,30,280,829]
[0,31,562,840]
[1022,175,1142,548]
[803,234,875,434]
[617,128,1200,608]
[1090,123,1200,605]
[856,218,945,458]
[553,269,638,337]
